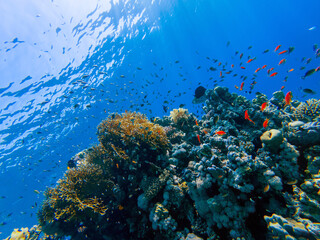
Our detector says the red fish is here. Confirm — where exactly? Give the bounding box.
[261,65,267,69]
[261,102,268,111]
[247,58,255,63]
[274,45,281,52]
[267,68,274,74]
[269,72,278,77]
[215,130,226,135]
[244,110,255,124]
[220,71,222,77]
[218,62,222,66]
[240,82,244,90]
[263,118,269,128]
[240,53,243,59]
[197,134,201,144]
[284,91,292,106]
[241,66,246,69]
[254,68,261,73]
[195,120,198,126]
[281,86,285,90]
[315,66,320,71]
[231,64,234,68]
[278,59,286,65]
[278,50,288,55]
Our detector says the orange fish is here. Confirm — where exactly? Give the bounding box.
[261,65,267,69]
[240,82,244,90]
[203,129,208,134]
[254,67,261,73]
[197,134,201,144]
[269,72,278,77]
[274,45,281,52]
[315,66,320,71]
[287,68,294,72]
[284,91,292,106]
[278,59,286,65]
[263,118,269,128]
[235,85,239,89]
[226,71,232,74]
[244,110,255,124]
[278,50,288,55]
[240,66,246,69]
[247,58,255,63]
[261,102,268,111]
[215,130,226,135]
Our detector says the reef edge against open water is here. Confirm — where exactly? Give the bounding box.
[6,86,320,240]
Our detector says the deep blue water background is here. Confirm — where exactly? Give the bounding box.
[0,0,319,237]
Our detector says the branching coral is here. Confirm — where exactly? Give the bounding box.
[294,99,320,122]
[97,111,169,161]
[38,163,114,229]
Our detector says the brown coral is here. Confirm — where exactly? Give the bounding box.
[38,163,114,227]
[97,111,169,161]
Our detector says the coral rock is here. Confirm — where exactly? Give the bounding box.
[260,129,283,152]
[287,121,320,147]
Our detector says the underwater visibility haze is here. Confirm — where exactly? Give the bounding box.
[1,0,320,239]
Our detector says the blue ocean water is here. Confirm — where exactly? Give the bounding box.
[0,0,319,237]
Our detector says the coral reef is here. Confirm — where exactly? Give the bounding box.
[37,112,172,239]
[8,87,320,240]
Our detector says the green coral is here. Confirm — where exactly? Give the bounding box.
[294,99,320,122]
